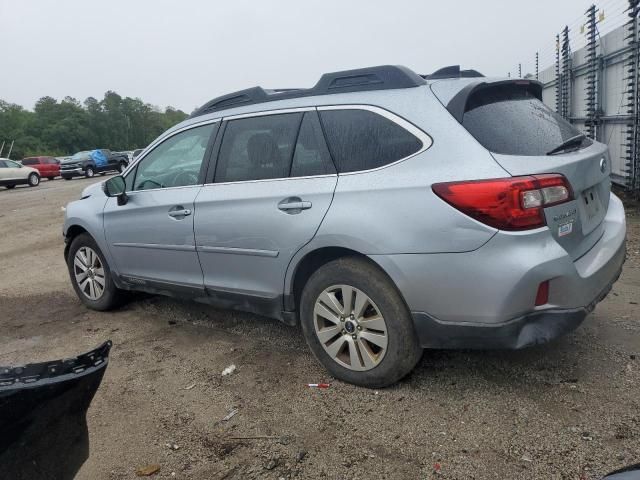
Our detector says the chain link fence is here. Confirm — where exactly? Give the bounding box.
[531,0,640,195]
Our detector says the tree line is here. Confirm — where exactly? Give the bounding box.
[0,91,189,159]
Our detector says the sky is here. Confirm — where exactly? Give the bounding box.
[0,0,607,113]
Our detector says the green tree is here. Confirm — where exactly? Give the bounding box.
[0,92,188,159]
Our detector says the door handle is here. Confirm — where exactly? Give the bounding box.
[168,208,192,218]
[278,201,312,210]
[278,197,312,213]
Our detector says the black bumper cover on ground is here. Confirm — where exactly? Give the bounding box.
[0,341,111,480]
[412,248,625,350]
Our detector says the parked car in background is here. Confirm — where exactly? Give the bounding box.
[63,65,626,387]
[114,151,133,162]
[60,149,129,179]
[0,158,40,188]
[20,156,60,180]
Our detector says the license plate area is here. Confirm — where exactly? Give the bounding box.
[580,185,604,234]
[582,186,602,221]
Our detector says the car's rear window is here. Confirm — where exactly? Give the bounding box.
[461,85,591,156]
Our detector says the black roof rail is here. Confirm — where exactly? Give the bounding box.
[190,65,426,118]
[423,65,484,80]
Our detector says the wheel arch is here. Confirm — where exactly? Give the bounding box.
[285,245,407,321]
[63,224,89,261]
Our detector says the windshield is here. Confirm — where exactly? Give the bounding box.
[71,151,91,160]
[461,85,592,156]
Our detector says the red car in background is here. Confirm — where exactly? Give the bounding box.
[21,156,60,180]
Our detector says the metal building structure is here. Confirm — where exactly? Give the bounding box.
[538,1,640,193]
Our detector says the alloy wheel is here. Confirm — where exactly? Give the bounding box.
[73,246,106,300]
[313,284,388,371]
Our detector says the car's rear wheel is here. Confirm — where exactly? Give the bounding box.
[85,166,95,178]
[28,173,40,187]
[300,257,422,388]
[67,233,124,311]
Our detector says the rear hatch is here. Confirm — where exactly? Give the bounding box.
[432,80,610,260]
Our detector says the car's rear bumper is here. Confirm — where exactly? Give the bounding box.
[411,244,624,349]
[370,192,627,349]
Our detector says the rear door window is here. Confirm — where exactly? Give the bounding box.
[461,85,592,156]
[318,109,422,173]
[215,113,302,182]
[22,158,37,165]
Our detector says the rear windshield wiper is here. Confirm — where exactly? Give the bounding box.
[546,133,586,155]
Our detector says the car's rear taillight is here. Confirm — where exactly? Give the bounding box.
[432,174,573,231]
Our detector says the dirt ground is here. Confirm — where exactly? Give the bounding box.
[1,177,639,480]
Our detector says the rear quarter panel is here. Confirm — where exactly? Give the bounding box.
[314,86,509,255]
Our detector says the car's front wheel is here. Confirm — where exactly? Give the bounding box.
[28,173,40,187]
[85,166,95,178]
[67,233,124,311]
[300,257,422,388]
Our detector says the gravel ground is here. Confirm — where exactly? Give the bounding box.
[0,178,639,480]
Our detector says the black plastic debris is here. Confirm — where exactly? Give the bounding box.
[0,341,112,480]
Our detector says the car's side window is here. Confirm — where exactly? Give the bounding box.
[131,123,216,191]
[0,161,7,168]
[318,109,423,173]
[290,112,336,177]
[214,113,303,183]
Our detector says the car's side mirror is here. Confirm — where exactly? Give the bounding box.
[103,176,128,206]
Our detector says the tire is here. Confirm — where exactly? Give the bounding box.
[300,257,422,388]
[6,184,15,189]
[48,177,55,181]
[64,177,72,181]
[85,166,95,178]
[28,173,40,187]
[67,233,125,311]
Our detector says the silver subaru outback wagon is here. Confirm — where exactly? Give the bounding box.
[63,65,626,387]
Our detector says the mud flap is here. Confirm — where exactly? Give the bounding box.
[0,341,112,480]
